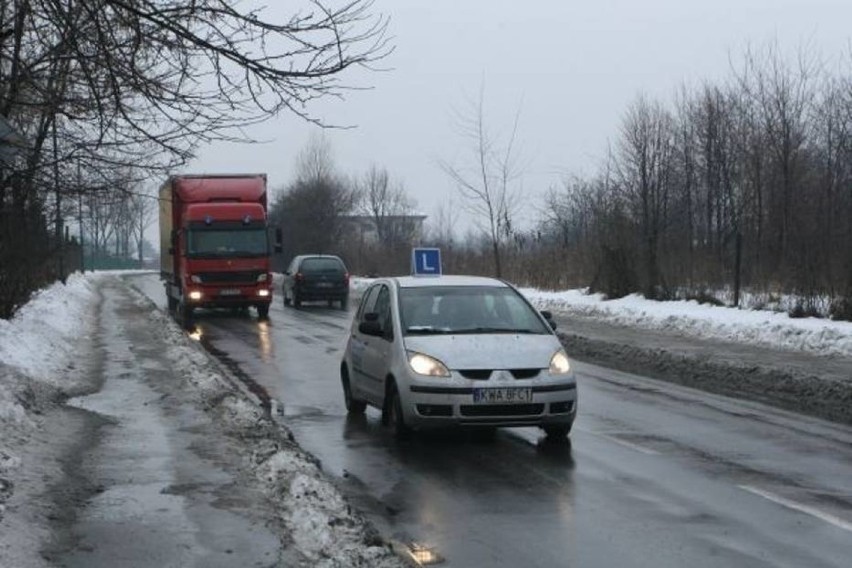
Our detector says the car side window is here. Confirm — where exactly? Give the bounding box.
[357,285,379,321]
[373,285,394,341]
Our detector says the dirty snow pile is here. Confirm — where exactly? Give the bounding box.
[351,277,852,358]
[519,287,852,358]
[2,274,404,566]
[131,283,405,567]
[0,273,102,519]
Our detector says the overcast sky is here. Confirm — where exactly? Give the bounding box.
[183,0,852,230]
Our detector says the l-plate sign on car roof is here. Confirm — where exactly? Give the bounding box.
[411,247,442,276]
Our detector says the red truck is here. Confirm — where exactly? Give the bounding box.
[159,174,280,324]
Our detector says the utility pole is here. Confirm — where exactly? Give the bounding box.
[53,119,65,282]
[78,161,85,273]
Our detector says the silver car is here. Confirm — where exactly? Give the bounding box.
[340,276,578,439]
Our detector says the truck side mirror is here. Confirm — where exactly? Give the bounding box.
[274,227,283,254]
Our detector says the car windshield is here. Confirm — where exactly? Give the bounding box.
[187,228,268,258]
[399,285,550,335]
[301,257,345,273]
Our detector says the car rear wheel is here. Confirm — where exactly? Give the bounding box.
[341,368,366,414]
[293,293,302,308]
[339,296,349,310]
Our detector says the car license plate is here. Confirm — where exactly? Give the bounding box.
[316,282,333,288]
[472,387,533,404]
[219,288,241,296]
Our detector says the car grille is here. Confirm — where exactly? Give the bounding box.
[549,401,574,414]
[458,369,542,380]
[459,370,492,380]
[459,404,545,417]
[197,271,261,284]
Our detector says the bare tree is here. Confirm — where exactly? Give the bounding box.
[440,87,523,278]
[270,137,357,262]
[1,0,390,315]
[357,165,417,249]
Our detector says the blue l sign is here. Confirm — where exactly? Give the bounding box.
[412,248,442,276]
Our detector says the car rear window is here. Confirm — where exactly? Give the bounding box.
[300,257,345,273]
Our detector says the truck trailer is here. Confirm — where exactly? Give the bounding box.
[159,174,280,323]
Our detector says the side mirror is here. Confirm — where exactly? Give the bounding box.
[359,320,382,336]
[274,227,283,253]
[541,310,557,330]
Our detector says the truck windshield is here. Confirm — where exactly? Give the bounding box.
[187,228,268,258]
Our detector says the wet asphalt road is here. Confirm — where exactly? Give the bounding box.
[131,275,852,568]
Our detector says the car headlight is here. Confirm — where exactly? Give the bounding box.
[257,273,268,282]
[190,275,202,284]
[549,349,571,375]
[407,351,451,378]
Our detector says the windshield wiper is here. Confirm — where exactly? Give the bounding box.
[405,326,454,335]
[451,327,541,334]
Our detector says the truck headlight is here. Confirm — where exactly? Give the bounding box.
[407,351,451,378]
[549,349,571,375]
[257,289,270,297]
[257,273,268,283]
[188,290,203,301]
[190,275,202,284]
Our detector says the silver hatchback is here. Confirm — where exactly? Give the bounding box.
[340,276,577,439]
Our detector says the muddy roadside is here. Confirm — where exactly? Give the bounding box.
[555,314,852,426]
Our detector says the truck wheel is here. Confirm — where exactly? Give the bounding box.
[167,295,178,312]
[257,304,270,320]
[180,302,194,329]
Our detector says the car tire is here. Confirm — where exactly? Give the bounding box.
[387,383,411,440]
[339,296,348,311]
[257,304,270,320]
[543,424,572,441]
[341,368,366,415]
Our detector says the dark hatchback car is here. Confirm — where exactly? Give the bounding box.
[283,255,350,309]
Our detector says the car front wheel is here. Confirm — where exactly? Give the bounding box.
[542,423,572,441]
[387,383,411,440]
[341,368,366,414]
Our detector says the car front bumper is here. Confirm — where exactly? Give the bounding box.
[400,380,577,429]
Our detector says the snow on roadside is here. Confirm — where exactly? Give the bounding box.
[1,273,103,522]
[351,276,852,358]
[126,282,405,567]
[520,287,852,358]
[2,274,405,565]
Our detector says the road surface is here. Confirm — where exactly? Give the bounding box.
[131,274,852,568]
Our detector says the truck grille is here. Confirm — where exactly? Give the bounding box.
[197,271,261,284]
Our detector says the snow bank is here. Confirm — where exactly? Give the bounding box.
[0,273,100,384]
[520,287,852,358]
[351,276,852,357]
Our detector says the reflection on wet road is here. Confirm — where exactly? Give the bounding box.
[131,274,852,568]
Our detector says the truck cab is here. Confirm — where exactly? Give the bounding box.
[160,174,279,323]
